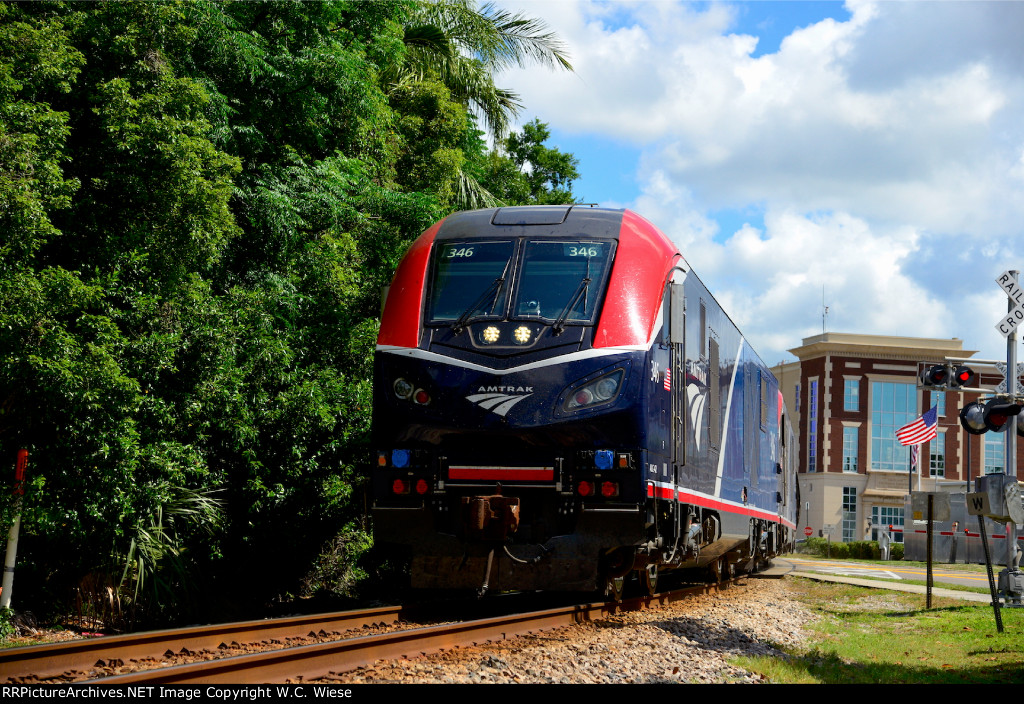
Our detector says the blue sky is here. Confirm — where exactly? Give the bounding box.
[495,0,1024,368]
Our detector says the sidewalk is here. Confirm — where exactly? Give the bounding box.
[753,558,997,603]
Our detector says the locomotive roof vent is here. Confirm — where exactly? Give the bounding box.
[491,205,572,226]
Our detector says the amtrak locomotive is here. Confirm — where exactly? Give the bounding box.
[371,206,797,597]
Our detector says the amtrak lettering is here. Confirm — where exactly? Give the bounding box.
[475,386,534,393]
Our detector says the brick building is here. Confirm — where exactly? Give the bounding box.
[773,332,1024,543]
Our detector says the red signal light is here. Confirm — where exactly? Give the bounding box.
[950,365,975,388]
[392,479,409,495]
[983,399,1022,432]
[600,481,619,498]
[921,364,948,386]
[415,479,429,495]
[577,481,593,497]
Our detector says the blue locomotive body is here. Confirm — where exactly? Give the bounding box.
[371,206,796,595]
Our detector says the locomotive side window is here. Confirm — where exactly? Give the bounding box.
[513,240,614,322]
[427,240,516,322]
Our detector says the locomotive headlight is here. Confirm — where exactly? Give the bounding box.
[564,369,625,411]
[514,326,532,344]
[593,377,618,401]
[481,326,500,343]
[393,378,414,399]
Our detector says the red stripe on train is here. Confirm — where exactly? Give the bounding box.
[448,467,554,481]
[646,484,795,529]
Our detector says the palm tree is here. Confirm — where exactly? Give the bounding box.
[397,0,572,140]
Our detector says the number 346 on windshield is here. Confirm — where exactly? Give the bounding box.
[566,245,600,257]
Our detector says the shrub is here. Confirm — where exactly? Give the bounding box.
[800,537,893,560]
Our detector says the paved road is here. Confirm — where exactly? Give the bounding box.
[783,556,993,590]
[765,557,1010,604]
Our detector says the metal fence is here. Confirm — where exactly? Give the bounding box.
[902,493,1021,564]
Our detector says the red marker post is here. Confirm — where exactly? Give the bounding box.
[2,449,28,610]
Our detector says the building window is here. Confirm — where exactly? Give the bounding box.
[872,505,905,543]
[984,433,1004,474]
[931,390,945,417]
[844,379,859,412]
[795,384,800,413]
[843,426,858,472]
[808,379,818,472]
[842,487,857,542]
[929,432,945,477]
[870,381,916,472]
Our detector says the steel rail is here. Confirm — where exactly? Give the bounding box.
[0,606,403,683]
[85,581,728,684]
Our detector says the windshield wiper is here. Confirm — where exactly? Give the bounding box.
[451,260,511,335]
[552,276,591,336]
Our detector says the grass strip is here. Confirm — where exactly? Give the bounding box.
[735,578,1024,684]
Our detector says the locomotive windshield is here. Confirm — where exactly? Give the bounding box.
[513,241,613,323]
[427,241,515,322]
[426,239,614,326]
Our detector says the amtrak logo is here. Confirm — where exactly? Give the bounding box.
[686,360,709,451]
[687,383,706,450]
[466,387,533,417]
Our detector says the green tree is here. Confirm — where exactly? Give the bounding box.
[479,118,581,205]
[0,0,580,626]
[390,0,573,209]
[396,0,571,139]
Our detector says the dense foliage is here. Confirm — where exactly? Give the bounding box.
[0,0,579,626]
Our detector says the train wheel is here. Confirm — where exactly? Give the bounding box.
[718,555,733,582]
[642,564,659,596]
[606,575,625,602]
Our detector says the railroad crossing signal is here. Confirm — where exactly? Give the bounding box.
[995,271,1024,337]
[960,398,1024,434]
[950,365,976,388]
[920,364,947,387]
[920,363,976,390]
[982,400,1023,433]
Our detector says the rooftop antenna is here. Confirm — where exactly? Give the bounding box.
[822,285,829,334]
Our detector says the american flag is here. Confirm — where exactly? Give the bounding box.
[896,406,938,446]
[910,444,919,471]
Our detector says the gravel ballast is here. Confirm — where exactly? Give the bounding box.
[331,578,813,684]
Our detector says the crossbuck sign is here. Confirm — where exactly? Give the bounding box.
[995,271,1024,337]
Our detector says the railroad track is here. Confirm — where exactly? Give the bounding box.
[2,581,733,684]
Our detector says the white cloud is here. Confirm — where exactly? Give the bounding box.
[495,0,1024,363]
